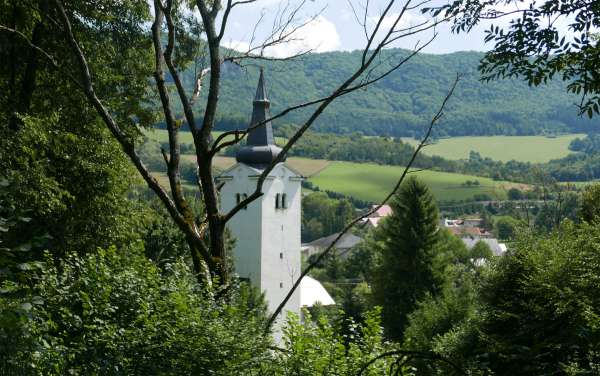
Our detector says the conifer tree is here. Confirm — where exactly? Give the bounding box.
[371,176,440,341]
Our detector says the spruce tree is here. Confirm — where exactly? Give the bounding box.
[371,176,440,341]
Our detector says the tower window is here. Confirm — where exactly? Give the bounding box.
[280,252,283,259]
[281,193,287,209]
[242,193,248,210]
[279,282,283,288]
[275,193,280,209]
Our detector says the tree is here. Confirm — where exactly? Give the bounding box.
[494,216,518,240]
[0,1,154,257]
[435,221,600,374]
[371,177,441,341]
[507,187,523,201]
[0,0,461,334]
[0,0,447,286]
[430,0,600,117]
[579,183,600,222]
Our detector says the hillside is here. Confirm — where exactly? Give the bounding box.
[175,49,598,137]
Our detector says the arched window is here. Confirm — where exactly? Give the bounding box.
[275,193,280,209]
[281,193,287,209]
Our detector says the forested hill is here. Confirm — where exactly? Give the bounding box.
[177,49,598,137]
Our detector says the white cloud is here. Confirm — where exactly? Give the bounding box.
[266,15,341,57]
[222,39,251,52]
[224,15,341,58]
[367,11,427,32]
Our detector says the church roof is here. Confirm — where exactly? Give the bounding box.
[236,68,284,167]
[306,232,362,250]
[300,276,335,307]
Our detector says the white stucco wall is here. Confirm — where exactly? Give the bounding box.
[218,162,302,340]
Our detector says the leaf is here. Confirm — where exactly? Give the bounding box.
[20,302,32,311]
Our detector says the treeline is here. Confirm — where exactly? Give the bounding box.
[544,134,600,181]
[227,127,534,182]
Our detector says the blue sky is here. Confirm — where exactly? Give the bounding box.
[219,0,496,55]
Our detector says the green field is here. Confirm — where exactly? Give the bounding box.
[309,161,520,202]
[401,134,583,163]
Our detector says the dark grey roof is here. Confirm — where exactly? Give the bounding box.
[306,232,362,250]
[236,68,284,167]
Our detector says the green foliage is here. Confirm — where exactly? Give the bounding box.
[0,246,271,375]
[1,0,156,256]
[569,134,600,154]
[430,0,600,118]
[194,51,597,138]
[301,192,355,242]
[437,221,600,374]
[580,183,600,222]
[263,308,396,375]
[403,265,479,357]
[1,115,142,256]
[494,216,519,240]
[371,177,441,340]
[507,188,523,200]
[534,192,579,232]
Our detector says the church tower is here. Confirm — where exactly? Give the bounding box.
[218,69,302,337]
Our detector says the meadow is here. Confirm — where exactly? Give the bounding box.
[401,134,583,163]
[145,129,526,202]
[308,161,517,202]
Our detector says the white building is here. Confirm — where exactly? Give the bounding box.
[218,70,302,340]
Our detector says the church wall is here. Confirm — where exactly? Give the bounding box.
[260,164,302,324]
[219,164,263,285]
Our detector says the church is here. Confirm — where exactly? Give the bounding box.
[218,69,334,337]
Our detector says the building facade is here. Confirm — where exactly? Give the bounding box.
[217,70,302,339]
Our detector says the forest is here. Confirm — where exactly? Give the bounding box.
[3,0,600,374]
[178,51,598,138]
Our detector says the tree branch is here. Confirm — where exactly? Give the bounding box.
[53,0,215,279]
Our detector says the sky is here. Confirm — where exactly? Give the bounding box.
[219,0,502,56]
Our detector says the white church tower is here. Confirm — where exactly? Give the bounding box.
[218,69,302,337]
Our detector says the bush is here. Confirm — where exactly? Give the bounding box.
[0,246,271,375]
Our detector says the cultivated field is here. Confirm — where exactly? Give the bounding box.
[309,161,515,202]
[401,134,583,163]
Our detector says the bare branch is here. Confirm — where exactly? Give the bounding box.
[212,36,435,156]
[263,74,461,332]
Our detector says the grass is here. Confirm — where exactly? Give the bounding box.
[401,134,584,163]
[309,161,518,203]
